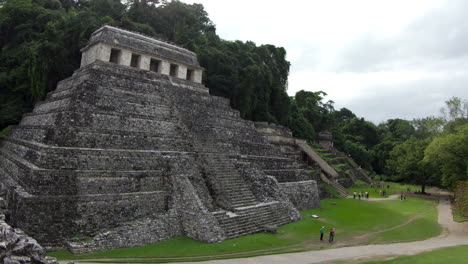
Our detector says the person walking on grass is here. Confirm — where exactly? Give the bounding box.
[329,228,335,243]
[320,226,325,241]
[353,191,356,199]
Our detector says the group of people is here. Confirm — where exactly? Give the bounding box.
[379,189,387,196]
[353,191,369,199]
[320,226,335,243]
[400,193,407,200]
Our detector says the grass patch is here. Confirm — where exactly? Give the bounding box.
[332,163,347,171]
[368,208,440,243]
[0,125,12,137]
[49,198,439,262]
[354,245,468,264]
[453,209,468,222]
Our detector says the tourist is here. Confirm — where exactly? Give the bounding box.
[320,226,325,241]
[365,192,369,199]
[379,190,383,196]
[329,228,335,243]
[353,192,357,199]
[358,193,361,200]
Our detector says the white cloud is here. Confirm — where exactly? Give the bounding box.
[183,0,468,123]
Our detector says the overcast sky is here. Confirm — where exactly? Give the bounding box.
[184,0,468,124]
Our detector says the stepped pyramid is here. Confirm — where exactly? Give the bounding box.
[0,26,320,252]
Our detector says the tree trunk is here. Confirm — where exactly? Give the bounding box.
[421,183,426,194]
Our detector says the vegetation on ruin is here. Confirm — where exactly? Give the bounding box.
[353,245,468,264]
[0,125,11,137]
[319,182,342,198]
[49,197,439,262]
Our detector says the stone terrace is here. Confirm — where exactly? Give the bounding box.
[0,26,320,252]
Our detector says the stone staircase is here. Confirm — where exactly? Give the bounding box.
[201,153,299,238]
[316,148,373,186]
[213,202,292,239]
[203,154,258,209]
[319,172,349,198]
[252,123,354,198]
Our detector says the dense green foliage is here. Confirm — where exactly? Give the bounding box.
[1,0,466,190]
[382,98,468,190]
[453,181,468,220]
[0,0,291,128]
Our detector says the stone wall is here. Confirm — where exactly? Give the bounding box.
[66,216,181,255]
[279,181,320,210]
[80,25,203,83]
[0,26,322,252]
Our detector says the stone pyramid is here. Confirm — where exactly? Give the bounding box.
[0,26,319,252]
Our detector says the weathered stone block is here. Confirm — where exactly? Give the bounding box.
[0,26,322,253]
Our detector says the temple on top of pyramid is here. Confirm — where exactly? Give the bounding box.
[80,25,203,83]
[0,25,368,254]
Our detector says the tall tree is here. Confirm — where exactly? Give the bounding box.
[424,124,468,188]
[387,138,439,193]
[440,96,468,122]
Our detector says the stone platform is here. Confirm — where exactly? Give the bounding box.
[0,26,320,252]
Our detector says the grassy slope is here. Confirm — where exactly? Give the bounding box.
[452,207,468,222]
[354,245,468,264]
[454,213,468,222]
[368,208,440,243]
[49,198,439,261]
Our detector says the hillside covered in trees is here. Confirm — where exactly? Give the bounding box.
[1,0,467,190]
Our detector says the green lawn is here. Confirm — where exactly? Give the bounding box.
[49,198,440,262]
[354,245,468,264]
[368,208,440,243]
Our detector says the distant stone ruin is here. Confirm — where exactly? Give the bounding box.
[0,26,325,253]
[318,131,334,150]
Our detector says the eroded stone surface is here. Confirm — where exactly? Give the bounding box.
[0,214,58,264]
[0,26,320,253]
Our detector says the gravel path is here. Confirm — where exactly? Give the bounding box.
[62,193,468,264]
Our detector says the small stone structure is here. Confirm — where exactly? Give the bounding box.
[80,25,203,83]
[0,26,321,253]
[318,131,333,150]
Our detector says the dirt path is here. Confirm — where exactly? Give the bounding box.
[61,194,468,264]
[346,194,400,201]
[170,194,468,264]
